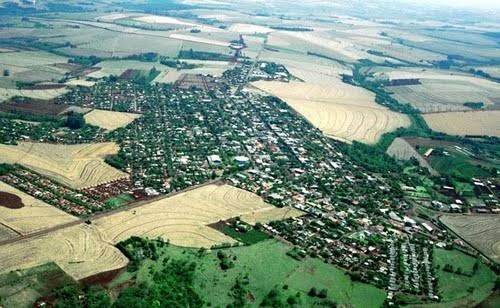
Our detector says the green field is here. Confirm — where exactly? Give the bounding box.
[104,193,134,208]
[433,248,496,306]
[116,239,386,307]
[0,262,77,308]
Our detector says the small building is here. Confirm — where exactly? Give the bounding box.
[207,154,222,166]
[234,156,250,166]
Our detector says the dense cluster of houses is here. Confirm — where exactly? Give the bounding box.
[0,165,104,216]
[0,59,495,304]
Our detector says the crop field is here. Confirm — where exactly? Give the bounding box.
[0,181,78,236]
[252,79,410,144]
[133,15,224,33]
[389,79,500,113]
[386,138,437,175]
[440,215,500,263]
[0,87,68,102]
[433,248,496,306]
[65,79,96,87]
[373,68,500,113]
[423,111,500,137]
[0,142,128,189]
[0,224,128,280]
[154,60,235,83]
[239,207,304,225]
[0,262,77,308]
[61,34,182,58]
[229,23,273,34]
[124,240,386,307]
[93,184,286,248]
[0,50,70,85]
[170,33,230,47]
[84,109,141,131]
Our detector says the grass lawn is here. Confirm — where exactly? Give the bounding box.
[118,240,386,307]
[434,248,496,305]
[452,181,475,196]
[0,262,77,308]
[222,226,270,245]
[104,193,134,208]
[429,153,491,180]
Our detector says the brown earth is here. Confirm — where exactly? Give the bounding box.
[0,191,24,209]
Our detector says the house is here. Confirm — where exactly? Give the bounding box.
[207,154,222,166]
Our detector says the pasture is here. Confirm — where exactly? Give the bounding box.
[0,181,78,236]
[84,109,141,131]
[433,248,496,306]
[0,262,77,308]
[440,215,500,263]
[93,184,288,248]
[122,240,386,307]
[0,142,128,189]
[0,224,128,280]
[423,111,500,137]
[252,79,410,144]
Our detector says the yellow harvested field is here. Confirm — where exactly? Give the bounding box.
[0,224,128,280]
[229,23,273,34]
[134,15,223,33]
[84,109,141,131]
[65,79,96,87]
[154,60,235,83]
[0,142,128,189]
[0,182,78,235]
[239,207,304,225]
[0,87,67,102]
[169,33,230,47]
[93,184,280,248]
[440,215,500,263]
[135,15,196,27]
[252,80,410,144]
[372,68,500,112]
[96,13,132,22]
[423,111,500,137]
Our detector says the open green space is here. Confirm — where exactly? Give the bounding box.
[104,193,134,208]
[0,262,77,308]
[115,239,386,307]
[433,248,496,306]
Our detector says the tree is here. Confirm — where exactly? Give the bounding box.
[318,289,328,299]
[3,69,9,77]
[308,287,317,297]
[86,287,111,308]
[65,112,85,129]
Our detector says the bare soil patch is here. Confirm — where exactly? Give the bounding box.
[0,191,24,209]
[0,98,69,116]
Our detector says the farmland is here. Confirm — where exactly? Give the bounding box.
[0,224,128,280]
[84,109,141,131]
[252,79,410,144]
[0,142,128,189]
[375,69,500,113]
[0,181,78,236]
[0,87,68,102]
[423,111,500,137]
[433,248,496,306]
[0,262,77,308]
[239,206,304,225]
[93,184,286,248]
[115,239,386,307]
[440,215,500,263]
